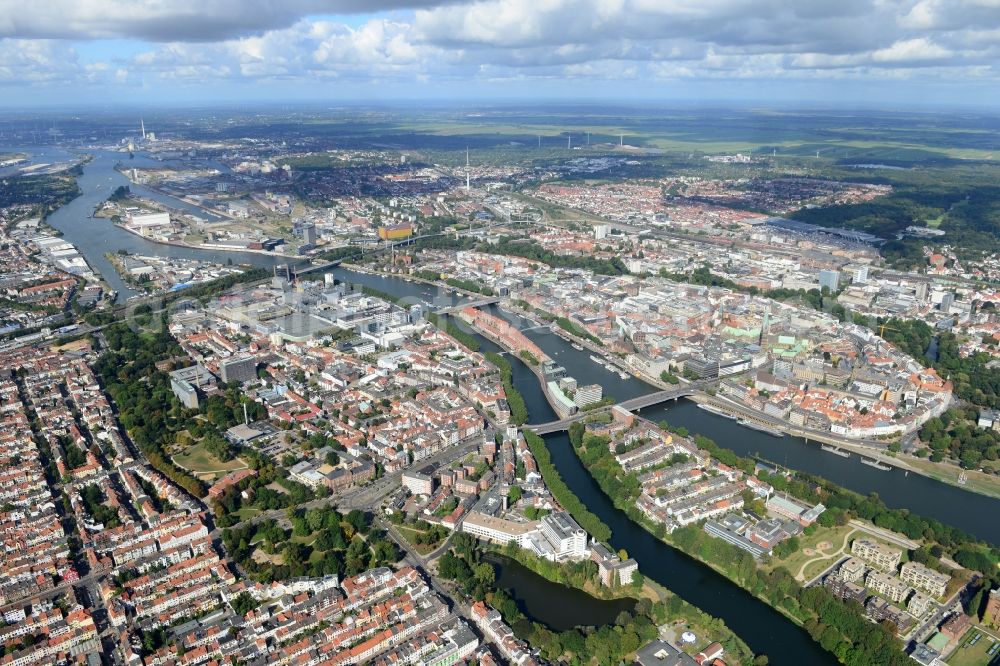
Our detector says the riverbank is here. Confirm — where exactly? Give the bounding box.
[689,392,1000,499]
[557,425,910,666]
[488,548,757,664]
[111,222,293,257]
[362,264,1000,502]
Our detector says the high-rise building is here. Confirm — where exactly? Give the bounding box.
[220,356,257,384]
[302,223,317,245]
[852,266,869,284]
[940,291,955,312]
[818,269,840,292]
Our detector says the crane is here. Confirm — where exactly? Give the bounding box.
[876,322,897,353]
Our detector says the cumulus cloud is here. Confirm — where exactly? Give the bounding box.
[0,0,453,42]
[1,0,1000,97]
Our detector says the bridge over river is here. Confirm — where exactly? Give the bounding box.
[527,381,711,434]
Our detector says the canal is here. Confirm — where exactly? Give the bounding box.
[489,554,636,632]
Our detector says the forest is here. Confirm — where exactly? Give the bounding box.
[790,165,1000,266]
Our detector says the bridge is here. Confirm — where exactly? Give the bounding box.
[527,381,713,435]
[434,296,501,315]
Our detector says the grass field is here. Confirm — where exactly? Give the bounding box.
[904,457,1000,500]
[395,525,443,556]
[172,441,247,479]
[947,627,1000,666]
[766,524,855,581]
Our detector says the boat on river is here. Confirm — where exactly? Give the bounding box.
[589,354,603,363]
[821,444,850,458]
[697,403,738,420]
[737,419,786,438]
[571,343,584,351]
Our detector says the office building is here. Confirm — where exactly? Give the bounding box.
[818,269,840,292]
[573,384,603,408]
[852,266,869,284]
[461,512,538,548]
[168,365,216,409]
[220,356,257,384]
[940,291,955,312]
[539,512,588,560]
[299,222,317,245]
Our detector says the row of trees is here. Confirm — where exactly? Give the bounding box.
[567,422,912,666]
[485,352,528,425]
[523,430,611,541]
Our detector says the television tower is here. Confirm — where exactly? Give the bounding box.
[465,147,470,191]
[567,134,571,149]
[620,133,624,147]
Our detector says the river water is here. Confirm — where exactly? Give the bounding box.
[489,554,636,631]
[5,145,300,299]
[23,145,1000,662]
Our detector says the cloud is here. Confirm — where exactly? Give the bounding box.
[0,39,84,84]
[2,0,1000,100]
[872,38,952,64]
[0,0,452,42]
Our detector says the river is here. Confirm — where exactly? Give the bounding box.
[5,145,302,299]
[24,147,1000,662]
[319,269,1000,546]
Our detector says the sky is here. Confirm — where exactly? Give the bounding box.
[2,0,1000,108]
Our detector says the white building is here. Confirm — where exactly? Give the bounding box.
[538,512,588,560]
[129,212,171,228]
[461,512,538,548]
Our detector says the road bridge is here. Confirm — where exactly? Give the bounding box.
[527,382,710,435]
[434,296,501,315]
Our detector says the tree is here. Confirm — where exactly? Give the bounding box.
[231,592,258,616]
[507,486,522,504]
[474,562,496,585]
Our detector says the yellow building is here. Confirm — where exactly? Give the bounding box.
[378,224,414,240]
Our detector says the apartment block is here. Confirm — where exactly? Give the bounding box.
[900,561,949,598]
[851,538,902,572]
[865,570,911,604]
